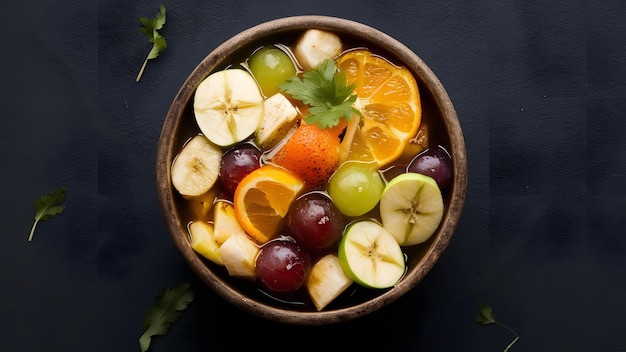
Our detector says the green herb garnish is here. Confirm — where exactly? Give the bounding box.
[139,282,195,352]
[136,4,167,82]
[28,187,66,242]
[475,302,520,351]
[279,58,362,129]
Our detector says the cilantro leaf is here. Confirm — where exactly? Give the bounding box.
[28,187,66,242]
[139,282,195,352]
[279,58,362,129]
[136,4,167,82]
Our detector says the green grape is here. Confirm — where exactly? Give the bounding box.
[328,162,385,217]
[248,46,296,97]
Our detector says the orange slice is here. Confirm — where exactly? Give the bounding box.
[233,164,305,244]
[337,49,421,167]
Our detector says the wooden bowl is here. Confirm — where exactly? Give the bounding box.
[156,15,467,325]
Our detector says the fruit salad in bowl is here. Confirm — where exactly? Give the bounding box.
[156,15,467,325]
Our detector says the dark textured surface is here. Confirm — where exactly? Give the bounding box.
[2,0,625,351]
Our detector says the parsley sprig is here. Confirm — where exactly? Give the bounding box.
[136,4,167,82]
[28,187,66,242]
[475,302,520,351]
[279,59,362,129]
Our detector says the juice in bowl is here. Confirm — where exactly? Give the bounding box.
[156,15,467,325]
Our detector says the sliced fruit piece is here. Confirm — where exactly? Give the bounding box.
[337,49,421,167]
[171,134,222,197]
[233,164,305,244]
[271,123,341,188]
[184,187,218,219]
[294,29,343,70]
[379,172,444,246]
[194,69,264,147]
[338,220,405,289]
[188,221,223,266]
[217,233,260,279]
[306,254,353,311]
[254,92,299,149]
[213,200,245,244]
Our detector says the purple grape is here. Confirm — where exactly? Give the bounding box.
[287,192,344,253]
[219,143,261,195]
[256,239,311,293]
[407,145,452,189]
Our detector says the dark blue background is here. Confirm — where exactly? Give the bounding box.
[2,0,625,351]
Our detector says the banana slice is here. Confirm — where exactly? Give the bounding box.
[171,134,222,197]
[338,220,405,289]
[294,29,343,70]
[194,69,264,147]
[379,172,444,246]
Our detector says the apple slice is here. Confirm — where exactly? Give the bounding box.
[379,172,444,246]
[213,200,245,244]
[217,233,260,279]
[254,92,299,149]
[306,254,353,311]
[188,221,223,266]
[294,29,343,70]
[194,69,264,147]
[338,220,405,289]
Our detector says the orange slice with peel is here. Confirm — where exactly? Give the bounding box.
[233,164,305,244]
[337,49,421,167]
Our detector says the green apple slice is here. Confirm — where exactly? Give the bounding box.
[379,172,444,246]
[338,220,405,289]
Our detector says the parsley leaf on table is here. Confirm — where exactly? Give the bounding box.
[28,187,66,242]
[139,282,195,352]
[475,302,520,351]
[136,4,167,82]
[279,58,362,129]
[475,301,496,325]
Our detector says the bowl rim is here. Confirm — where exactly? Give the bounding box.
[156,14,467,325]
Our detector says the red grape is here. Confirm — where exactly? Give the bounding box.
[287,192,345,253]
[407,145,452,189]
[219,143,261,195]
[256,238,311,293]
